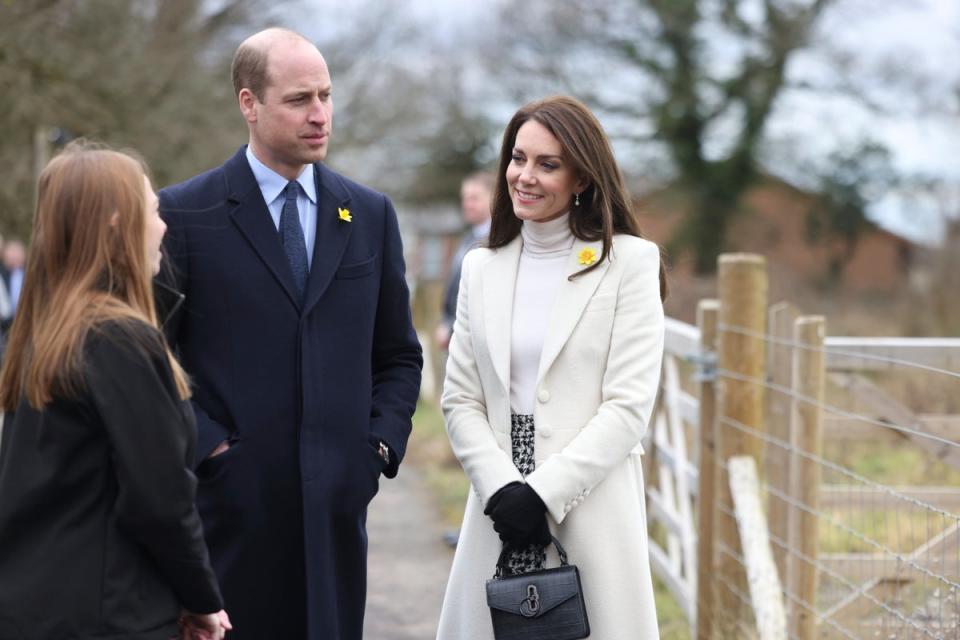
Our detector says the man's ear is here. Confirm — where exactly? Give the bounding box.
[238,88,258,124]
[109,211,119,227]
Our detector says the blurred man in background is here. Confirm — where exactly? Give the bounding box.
[1,239,26,317]
[434,171,494,351]
[0,238,25,339]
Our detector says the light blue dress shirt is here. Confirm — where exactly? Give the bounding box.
[9,268,23,313]
[245,146,318,268]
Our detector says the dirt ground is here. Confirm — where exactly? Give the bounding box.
[364,464,455,639]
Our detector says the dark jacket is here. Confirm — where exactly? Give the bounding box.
[441,229,483,331]
[157,147,422,640]
[0,320,222,640]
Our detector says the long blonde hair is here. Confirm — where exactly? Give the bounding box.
[0,141,190,410]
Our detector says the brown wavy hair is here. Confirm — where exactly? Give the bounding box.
[487,95,667,300]
[0,141,190,410]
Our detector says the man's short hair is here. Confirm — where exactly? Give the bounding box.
[232,28,316,101]
[463,170,495,192]
[232,42,270,100]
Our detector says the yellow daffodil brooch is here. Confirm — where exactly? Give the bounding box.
[578,247,598,266]
[338,207,352,222]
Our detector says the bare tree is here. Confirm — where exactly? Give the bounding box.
[805,142,897,282]
[484,0,924,273]
[298,0,496,201]
[0,0,264,235]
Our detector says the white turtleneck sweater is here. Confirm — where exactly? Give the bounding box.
[509,213,575,414]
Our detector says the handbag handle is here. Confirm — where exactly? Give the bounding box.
[493,535,569,578]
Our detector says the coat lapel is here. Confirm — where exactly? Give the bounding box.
[536,238,609,382]
[303,164,352,315]
[482,237,522,395]
[224,150,302,310]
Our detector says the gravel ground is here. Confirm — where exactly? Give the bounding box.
[364,464,455,639]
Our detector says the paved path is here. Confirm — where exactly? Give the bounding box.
[364,464,455,639]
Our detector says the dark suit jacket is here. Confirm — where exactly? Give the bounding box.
[157,147,422,640]
[0,320,221,640]
[441,228,483,331]
[0,265,13,336]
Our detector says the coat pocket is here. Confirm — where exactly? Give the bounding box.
[195,438,241,483]
[335,256,375,279]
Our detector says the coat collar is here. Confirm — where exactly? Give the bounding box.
[536,237,609,382]
[223,146,352,314]
[303,162,354,314]
[482,237,521,394]
[154,278,185,330]
[480,235,609,393]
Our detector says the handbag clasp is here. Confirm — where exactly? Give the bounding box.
[519,584,541,617]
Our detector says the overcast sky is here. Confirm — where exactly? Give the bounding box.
[303,0,960,244]
[775,0,960,243]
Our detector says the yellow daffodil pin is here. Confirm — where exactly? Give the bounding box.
[578,247,598,266]
[338,207,352,222]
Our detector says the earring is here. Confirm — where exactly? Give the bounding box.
[574,193,580,207]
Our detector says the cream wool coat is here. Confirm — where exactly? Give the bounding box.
[436,233,664,640]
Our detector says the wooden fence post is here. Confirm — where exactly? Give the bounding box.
[728,456,788,640]
[696,299,719,640]
[716,254,768,636]
[787,316,826,640]
[766,303,799,607]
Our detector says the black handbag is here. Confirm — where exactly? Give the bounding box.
[485,536,590,640]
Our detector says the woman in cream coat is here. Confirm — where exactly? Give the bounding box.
[437,96,666,640]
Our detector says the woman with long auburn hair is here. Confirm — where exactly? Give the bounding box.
[438,96,665,639]
[0,142,230,640]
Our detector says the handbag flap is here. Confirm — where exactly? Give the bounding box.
[486,566,582,617]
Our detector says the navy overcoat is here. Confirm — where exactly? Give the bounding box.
[157,147,422,640]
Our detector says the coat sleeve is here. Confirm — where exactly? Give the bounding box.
[84,322,223,614]
[157,188,231,465]
[368,195,423,478]
[526,241,664,524]
[442,250,524,506]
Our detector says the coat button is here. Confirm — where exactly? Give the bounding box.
[540,428,552,439]
[537,389,550,403]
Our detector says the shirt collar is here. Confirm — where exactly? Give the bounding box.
[245,145,318,205]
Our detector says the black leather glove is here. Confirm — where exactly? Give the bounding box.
[484,482,551,546]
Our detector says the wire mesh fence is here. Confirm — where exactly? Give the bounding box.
[714,321,960,638]
[645,261,960,640]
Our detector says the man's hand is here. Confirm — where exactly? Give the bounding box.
[434,323,451,351]
[207,440,230,459]
[179,609,232,640]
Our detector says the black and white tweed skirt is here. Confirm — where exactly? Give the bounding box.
[506,413,546,575]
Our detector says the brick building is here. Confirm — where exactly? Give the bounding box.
[636,177,914,294]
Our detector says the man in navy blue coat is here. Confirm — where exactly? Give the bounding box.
[157,28,422,640]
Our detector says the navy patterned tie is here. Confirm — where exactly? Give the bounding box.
[280,181,308,302]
